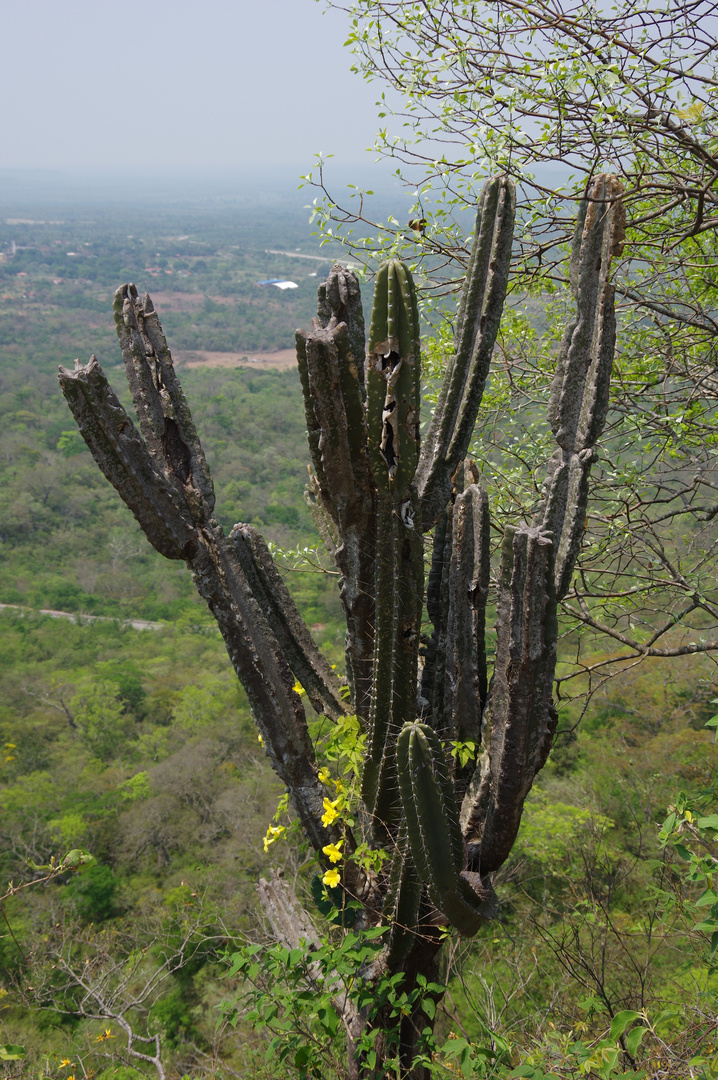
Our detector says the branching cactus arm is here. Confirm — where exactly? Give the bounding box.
[462,526,558,874]
[361,259,424,838]
[416,177,515,527]
[59,290,350,863]
[231,523,348,720]
[538,173,626,599]
[460,174,624,874]
[296,265,376,721]
[444,481,490,799]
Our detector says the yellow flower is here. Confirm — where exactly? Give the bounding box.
[321,797,341,827]
[60,1061,73,1069]
[317,766,331,785]
[292,680,306,696]
[322,841,343,864]
[323,868,341,888]
[263,824,285,853]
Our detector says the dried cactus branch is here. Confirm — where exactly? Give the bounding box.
[113,284,215,522]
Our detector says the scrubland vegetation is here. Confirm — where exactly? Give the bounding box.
[0,195,716,1080]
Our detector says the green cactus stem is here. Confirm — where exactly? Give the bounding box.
[420,460,489,776]
[362,259,423,837]
[419,506,453,732]
[384,827,423,964]
[366,258,421,493]
[538,174,625,599]
[416,177,515,527]
[397,722,485,936]
[444,482,490,798]
[462,526,558,875]
[368,489,424,837]
[296,276,377,721]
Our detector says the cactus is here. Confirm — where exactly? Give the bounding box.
[59,173,623,1077]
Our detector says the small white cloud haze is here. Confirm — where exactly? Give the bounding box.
[1,0,380,172]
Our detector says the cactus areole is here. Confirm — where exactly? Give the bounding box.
[59,174,624,1077]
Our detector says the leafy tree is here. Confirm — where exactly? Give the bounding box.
[310,0,718,695]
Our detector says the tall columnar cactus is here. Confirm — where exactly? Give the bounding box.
[59,174,623,1077]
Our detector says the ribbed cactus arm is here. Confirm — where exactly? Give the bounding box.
[444,483,490,798]
[366,258,421,493]
[361,490,398,816]
[419,461,490,791]
[59,292,347,861]
[537,174,625,599]
[397,722,486,936]
[383,826,423,963]
[462,526,558,875]
[548,174,625,453]
[361,259,424,838]
[416,176,515,527]
[231,524,349,721]
[361,488,424,838]
[295,272,377,721]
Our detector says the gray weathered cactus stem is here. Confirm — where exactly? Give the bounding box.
[59,173,623,1078]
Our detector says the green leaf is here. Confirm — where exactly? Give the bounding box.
[697,814,718,831]
[609,1010,640,1041]
[0,1045,25,1061]
[294,1045,311,1068]
[624,1025,647,1057]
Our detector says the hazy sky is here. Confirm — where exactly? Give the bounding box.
[1,0,382,174]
